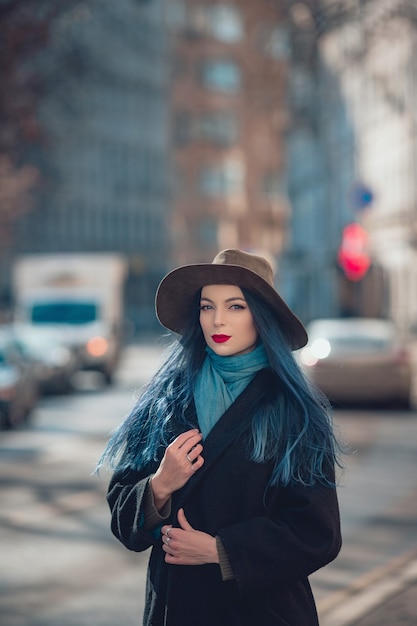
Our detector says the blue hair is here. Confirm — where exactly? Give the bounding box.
[97,289,344,486]
[242,289,343,486]
[97,292,204,472]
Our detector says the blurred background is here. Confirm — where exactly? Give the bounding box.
[1,1,417,625]
[2,0,417,334]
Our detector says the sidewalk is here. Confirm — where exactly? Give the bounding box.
[318,549,417,626]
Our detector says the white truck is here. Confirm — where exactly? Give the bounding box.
[12,253,128,384]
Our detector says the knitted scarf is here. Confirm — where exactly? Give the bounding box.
[193,343,269,438]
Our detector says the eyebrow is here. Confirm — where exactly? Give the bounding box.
[200,296,247,304]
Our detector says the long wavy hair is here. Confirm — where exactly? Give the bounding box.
[97,289,344,486]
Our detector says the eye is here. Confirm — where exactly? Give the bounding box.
[230,304,245,310]
[200,304,213,311]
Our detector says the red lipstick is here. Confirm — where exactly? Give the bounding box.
[212,334,231,343]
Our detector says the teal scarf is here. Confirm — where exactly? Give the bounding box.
[193,344,269,438]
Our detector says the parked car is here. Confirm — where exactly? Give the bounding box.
[0,327,40,429]
[297,318,413,408]
[11,325,80,395]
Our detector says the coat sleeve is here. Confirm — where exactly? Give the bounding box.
[217,479,341,597]
[106,466,165,552]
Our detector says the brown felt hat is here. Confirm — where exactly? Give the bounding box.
[155,248,308,350]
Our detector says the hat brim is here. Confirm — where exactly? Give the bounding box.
[155,263,308,350]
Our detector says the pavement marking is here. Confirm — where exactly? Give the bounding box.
[318,549,417,626]
[1,489,103,529]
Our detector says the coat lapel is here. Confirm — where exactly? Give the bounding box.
[174,368,276,510]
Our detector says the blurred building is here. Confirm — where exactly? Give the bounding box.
[167,0,291,265]
[5,0,300,332]
[281,0,417,332]
[9,0,417,335]
[279,1,354,323]
[9,0,171,332]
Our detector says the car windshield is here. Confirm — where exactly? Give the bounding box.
[324,335,391,353]
[308,321,395,354]
[31,302,98,325]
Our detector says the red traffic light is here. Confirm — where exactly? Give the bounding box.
[338,223,370,281]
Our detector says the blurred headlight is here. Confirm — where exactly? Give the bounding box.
[86,336,109,357]
[0,367,18,400]
[300,338,331,366]
[47,347,72,367]
[0,367,19,388]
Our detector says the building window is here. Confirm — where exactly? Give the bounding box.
[200,60,241,94]
[199,218,218,245]
[290,66,315,112]
[174,111,239,147]
[186,4,244,43]
[205,5,243,43]
[173,111,192,146]
[165,0,187,32]
[257,25,290,60]
[199,159,244,197]
[197,112,239,145]
[262,172,286,200]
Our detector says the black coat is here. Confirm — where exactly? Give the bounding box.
[107,370,342,626]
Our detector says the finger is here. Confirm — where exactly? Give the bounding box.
[190,455,204,471]
[176,430,202,450]
[169,429,198,449]
[163,543,174,556]
[162,532,174,549]
[186,443,203,462]
[161,525,172,537]
[177,508,193,531]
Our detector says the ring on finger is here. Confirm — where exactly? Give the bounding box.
[186,453,192,463]
[166,527,171,537]
[166,536,170,545]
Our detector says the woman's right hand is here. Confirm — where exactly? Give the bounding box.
[150,429,204,512]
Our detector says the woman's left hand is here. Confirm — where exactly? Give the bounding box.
[161,508,219,566]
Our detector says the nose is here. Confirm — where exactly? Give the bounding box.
[213,308,225,327]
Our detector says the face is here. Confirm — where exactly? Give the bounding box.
[199,284,258,357]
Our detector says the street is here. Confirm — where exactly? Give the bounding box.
[1,342,417,626]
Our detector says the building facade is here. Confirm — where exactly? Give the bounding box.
[282,0,417,331]
[5,0,300,331]
[8,0,171,332]
[9,0,415,335]
[167,0,292,266]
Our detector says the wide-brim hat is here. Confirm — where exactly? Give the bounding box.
[155,248,308,350]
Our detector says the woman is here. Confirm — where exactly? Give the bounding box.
[99,249,343,626]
